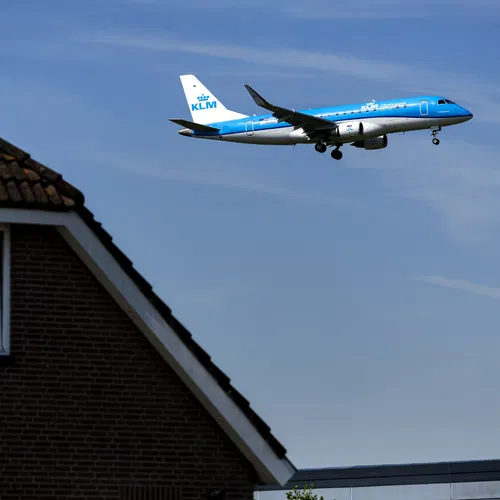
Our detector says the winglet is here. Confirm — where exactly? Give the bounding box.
[243,84,275,112]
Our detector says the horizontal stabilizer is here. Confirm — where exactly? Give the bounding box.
[169,118,220,133]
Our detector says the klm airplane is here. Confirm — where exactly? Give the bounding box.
[169,75,473,160]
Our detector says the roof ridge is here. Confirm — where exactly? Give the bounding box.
[0,137,85,205]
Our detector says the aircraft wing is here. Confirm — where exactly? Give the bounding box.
[243,84,337,135]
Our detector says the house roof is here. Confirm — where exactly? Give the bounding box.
[257,458,500,490]
[0,136,289,463]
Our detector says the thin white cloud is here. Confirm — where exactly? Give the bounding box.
[86,150,356,209]
[345,134,500,246]
[84,133,500,247]
[171,287,243,308]
[419,276,500,300]
[194,70,318,80]
[72,31,500,245]
[128,0,499,19]
[288,0,499,19]
[2,26,498,246]
[81,33,500,125]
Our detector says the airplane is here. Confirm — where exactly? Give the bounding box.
[169,74,473,160]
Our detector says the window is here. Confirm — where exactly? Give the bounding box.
[445,99,456,104]
[0,225,11,357]
[438,99,446,104]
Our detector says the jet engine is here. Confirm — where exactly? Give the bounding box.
[352,135,388,150]
[332,121,383,139]
[332,121,363,138]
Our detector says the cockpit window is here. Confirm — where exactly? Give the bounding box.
[445,99,455,104]
[438,99,446,104]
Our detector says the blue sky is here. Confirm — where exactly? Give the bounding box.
[3,0,500,477]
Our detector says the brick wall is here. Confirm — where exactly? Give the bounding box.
[0,224,257,499]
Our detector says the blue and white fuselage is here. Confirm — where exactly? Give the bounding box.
[169,75,473,160]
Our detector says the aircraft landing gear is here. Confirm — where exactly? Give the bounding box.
[331,148,343,160]
[315,142,327,153]
[330,143,343,160]
[431,126,441,145]
[314,141,343,159]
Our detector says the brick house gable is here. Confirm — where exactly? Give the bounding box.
[0,137,295,489]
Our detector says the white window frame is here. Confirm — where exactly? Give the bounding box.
[0,224,10,356]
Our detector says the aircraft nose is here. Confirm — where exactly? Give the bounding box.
[460,106,473,120]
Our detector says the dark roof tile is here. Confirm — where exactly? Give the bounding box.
[0,162,13,180]
[0,182,8,202]
[32,183,49,204]
[0,144,84,210]
[0,137,288,461]
[19,181,36,203]
[10,162,28,181]
[6,180,23,203]
[25,168,41,182]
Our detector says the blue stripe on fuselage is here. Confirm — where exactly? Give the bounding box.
[191,95,468,137]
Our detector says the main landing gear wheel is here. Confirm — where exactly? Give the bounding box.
[432,138,440,145]
[331,149,343,160]
[315,142,327,153]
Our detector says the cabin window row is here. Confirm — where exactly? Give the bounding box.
[323,104,409,118]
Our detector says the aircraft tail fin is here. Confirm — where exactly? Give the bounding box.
[180,74,248,125]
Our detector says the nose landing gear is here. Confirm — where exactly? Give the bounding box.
[431,126,441,145]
